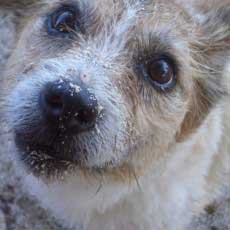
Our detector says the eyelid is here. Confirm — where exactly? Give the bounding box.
[136,54,178,92]
[147,54,178,75]
[46,4,81,35]
[55,11,73,27]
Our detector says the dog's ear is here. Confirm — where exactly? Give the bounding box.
[0,0,39,9]
[176,3,230,141]
[0,0,45,29]
[0,0,36,6]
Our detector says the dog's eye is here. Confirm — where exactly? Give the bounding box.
[48,6,81,34]
[143,58,176,91]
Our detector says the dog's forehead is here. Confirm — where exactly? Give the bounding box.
[35,0,184,41]
[41,0,143,8]
[38,0,177,20]
[5,0,189,80]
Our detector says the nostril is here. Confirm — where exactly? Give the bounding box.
[45,94,64,117]
[77,108,98,124]
[40,86,65,121]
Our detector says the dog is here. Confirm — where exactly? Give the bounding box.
[1,0,230,229]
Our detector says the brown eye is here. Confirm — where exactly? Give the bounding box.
[143,58,176,92]
[48,6,81,34]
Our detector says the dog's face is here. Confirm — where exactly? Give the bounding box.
[1,0,227,183]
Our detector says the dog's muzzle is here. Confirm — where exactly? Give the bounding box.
[15,78,99,162]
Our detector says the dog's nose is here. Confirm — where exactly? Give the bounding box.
[40,80,98,133]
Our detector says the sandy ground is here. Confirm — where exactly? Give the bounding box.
[0,8,229,230]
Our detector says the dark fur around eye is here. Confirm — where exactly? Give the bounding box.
[137,55,177,92]
[47,5,84,35]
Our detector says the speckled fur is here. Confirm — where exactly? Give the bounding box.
[0,1,230,230]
